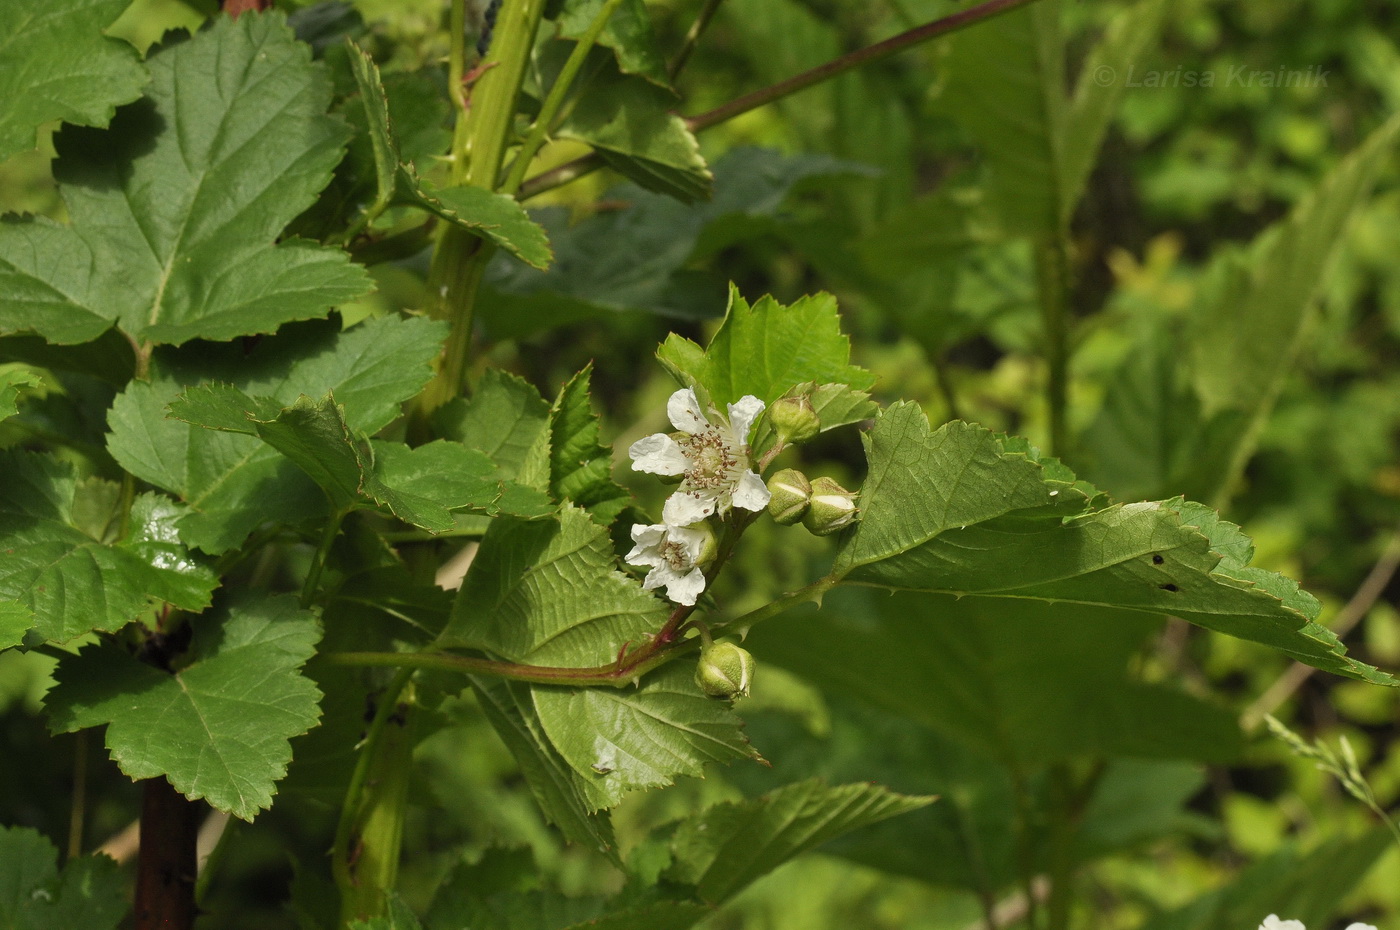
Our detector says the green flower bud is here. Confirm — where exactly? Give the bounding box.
[802,476,858,536]
[769,395,821,445]
[695,641,755,699]
[766,468,812,525]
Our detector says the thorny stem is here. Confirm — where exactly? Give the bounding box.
[518,0,1045,200]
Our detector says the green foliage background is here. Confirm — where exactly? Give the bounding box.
[2,0,1399,927]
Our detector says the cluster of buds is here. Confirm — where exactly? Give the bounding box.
[765,469,858,536]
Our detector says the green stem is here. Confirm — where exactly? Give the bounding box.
[301,508,348,609]
[67,730,87,860]
[517,0,1045,200]
[1034,233,1072,458]
[668,0,727,81]
[500,0,625,197]
[331,667,414,912]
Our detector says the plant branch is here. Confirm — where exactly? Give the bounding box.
[500,0,625,197]
[518,0,1045,200]
[667,0,727,81]
[301,507,348,608]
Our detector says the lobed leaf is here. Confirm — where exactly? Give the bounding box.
[0,0,148,163]
[46,593,323,820]
[0,450,217,642]
[0,13,371,346]
[0,368,41,420]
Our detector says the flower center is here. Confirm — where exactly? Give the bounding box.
[681,428,739,489]
[658,538,690,570]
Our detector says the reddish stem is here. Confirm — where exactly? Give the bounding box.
[133,778,200,930]
[223,0,272,17]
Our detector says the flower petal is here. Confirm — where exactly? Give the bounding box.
[670,524,712,561]
[629,433,689,475]
[727,395,765,445]
[665,566,707,606]
[625,524,668,567]
[731,469,772,512]
[667,388,709,433]
[663,488,716,526]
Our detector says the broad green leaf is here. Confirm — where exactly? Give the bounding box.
[434,369,551,488]
[835,405,1395,684]
[0,602,31,650]
[470,676,618,848]
[0,826,125,930]
[548,366,629,524]
[558,72,710,203]
[483,148,855,339]
[0,0,148,163]
[663,779,934,905]
[168,388,552,530]
[400,178,553,269]
[106,315,447,552]
[46,593,322,819]
[748,589,1242,765]
[1182,112,1400,504]
[0,368,41,420]
[556,0,668,86]
[533,664,757,810]
[934,0,1066,235]
[657,288,875,410]
[442,505,664,665]
[1138,827,1393,930]
[0,451,217,642]
[344,40,398,222]
[0,13,370,346]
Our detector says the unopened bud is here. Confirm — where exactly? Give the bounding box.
[769,395,821,445]
[766,468,812,525]
[803,476,858,536]
[695,641,755,699]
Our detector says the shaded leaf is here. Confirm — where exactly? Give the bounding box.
[0,451,217,642]
[556,0,668,86]
[534,664,757,810]
[0,13,370,346]
[434,369,552,488]
[0,826,125,930]
[0,0,147,163]
[664,779,934,904]
[0,369,42,420]
[46,593,323,820]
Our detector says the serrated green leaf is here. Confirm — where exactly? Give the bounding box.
[0,368,41,420]
[556,0,668,86]
[534,664,757,810]
[548,366,629,524]
[46,593,322,819]
[558,73,710,203]
[106,315,447,552]
[0,13,371,346]
[0,826,125,930]
[0,0,148,163]
[470,677,618,848]
[344,40,398,223]
[664,779,934,905]
[434,369,552,488]
[657,288,875,408]
[749,590,1242,765]
[169,389,552,530]
[834,405,1396,685]
[442,505,664,664]
[399,175,553,269]
[0,451,217,642]
[0,601,32,650]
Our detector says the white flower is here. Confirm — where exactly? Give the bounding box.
[626,523,713,606]
[629,388,771,526]
[1344,924,1378,930]
[1259,917,1306,930]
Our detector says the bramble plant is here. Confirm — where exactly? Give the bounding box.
[1,0,1399,929]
